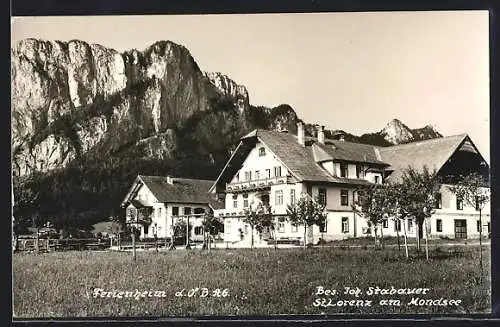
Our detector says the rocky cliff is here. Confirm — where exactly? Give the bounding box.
[12,39,251,177]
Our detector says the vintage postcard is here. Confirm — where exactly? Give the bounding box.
[11,11,491,319]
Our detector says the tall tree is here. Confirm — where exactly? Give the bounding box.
[352,184,396,249]
[286,193,327,249]
[398,166,440,258]
[449,172,490,276]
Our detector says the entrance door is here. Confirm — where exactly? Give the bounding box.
[454,219,467,239]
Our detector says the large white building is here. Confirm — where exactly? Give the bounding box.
[209,122,490,246]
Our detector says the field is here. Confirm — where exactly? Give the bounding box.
[13,245,490,318]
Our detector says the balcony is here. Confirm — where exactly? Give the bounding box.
[226,175,291,192]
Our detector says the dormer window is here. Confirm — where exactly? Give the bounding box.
[340,163,348,178]
[259,147,266,157]
[356,165,363,179]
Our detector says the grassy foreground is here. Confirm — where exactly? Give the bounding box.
[13,246,490,318]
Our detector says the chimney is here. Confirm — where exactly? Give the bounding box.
[166,176,174,184]
[317,125,325,144]
[297,121,305,146]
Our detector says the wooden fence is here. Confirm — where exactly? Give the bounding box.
[13,236,110,252]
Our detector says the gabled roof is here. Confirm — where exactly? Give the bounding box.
[378,134,469,182]
[123,175,224,209]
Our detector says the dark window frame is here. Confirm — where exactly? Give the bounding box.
[436,219,443,232]
[435,193,442,209]
[340,190,349,206]
[341,217,349,233]
[318,188,327,206]
[340,163,348,178]
[258,147,266,157]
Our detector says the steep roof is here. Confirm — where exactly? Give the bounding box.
[378,134,469,182]
[131,176,224,209]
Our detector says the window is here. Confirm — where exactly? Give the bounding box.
[374,176,380,184]
[435,193,442,209]
[436,219,443,232]
[356,165,363,178]
[394,220,401,232]
[144,225,149,236]
[319,218,328,233]
[477,220,481,232]
[126,207,136,221]
[266,169,271,178]
[341,217,349,233]
[340,190,349,206]
[232,194,238,208]
[225,220,231,234]
[274,166,282,177]
[243,194,249,208]
[157,207,162,218]
[184,207,191,216]
[275,190,283,206]
[255,170,260,180]
[259,147,266,157]
[290,189,296,205]
[244,224,249,234]
[245,171,251,181]
[194,226,203,235]
[408,219,413,232]
[456,197,463,210]
[172,206,179,216]
[340,163,348,178]
[382,220,388,228]
[278,222,285,233]
[307,185,313,196]
[318,188,327,206]
[291,224,298,233]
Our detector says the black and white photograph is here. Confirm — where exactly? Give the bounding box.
[11,11,491,318]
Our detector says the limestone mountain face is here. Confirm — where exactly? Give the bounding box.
[380,118,415,144]
[11,39,251,176]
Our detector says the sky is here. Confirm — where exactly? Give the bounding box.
[11,11,490,161]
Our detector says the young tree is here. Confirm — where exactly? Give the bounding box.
[390,182,412,258]
[449,172,490,276]
[243,202,273,249]
[109,211,125,248]
[202,211,224,252]
[398,166,440,258]
[286,193,327,249]
[352,184,396,249]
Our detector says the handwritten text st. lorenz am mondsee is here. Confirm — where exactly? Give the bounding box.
[313,286,462,308]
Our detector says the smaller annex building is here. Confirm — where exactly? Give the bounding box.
[121,175,224,241]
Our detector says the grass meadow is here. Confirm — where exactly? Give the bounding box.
[13,245,490,318]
